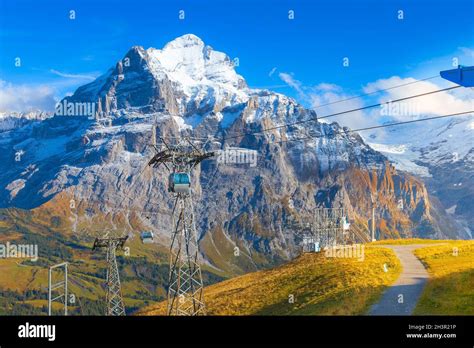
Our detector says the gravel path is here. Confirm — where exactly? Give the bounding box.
[369,244,431,315]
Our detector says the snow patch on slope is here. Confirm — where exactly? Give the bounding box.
[368,142,431,177]
[366,116,474,176]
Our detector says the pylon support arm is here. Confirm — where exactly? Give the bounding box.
[440,65,474,87]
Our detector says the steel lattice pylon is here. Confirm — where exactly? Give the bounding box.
[93,235,128,316]
[148,137,214,315]
[167,194,205,315]
[313,207,346,248]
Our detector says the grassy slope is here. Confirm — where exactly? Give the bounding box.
[2,198,471,316]
[0,206,224,315]
[370,238,445,245]
[413,240,474,315]
[139,245,401,315]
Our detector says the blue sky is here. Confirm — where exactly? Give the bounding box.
[0,0,473,112]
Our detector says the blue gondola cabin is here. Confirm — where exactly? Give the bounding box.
[168,172,191,194]
[140,231,154,243]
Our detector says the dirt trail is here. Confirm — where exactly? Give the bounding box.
[369,244,431,315]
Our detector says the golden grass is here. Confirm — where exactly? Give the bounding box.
[370,238,445,245]
[138,245,401,316]
[0,203,174,314]
[0,259,47,291]
[0,258,106,301]
[413,240,474,315]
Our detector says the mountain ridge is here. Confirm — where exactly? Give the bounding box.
[0,34,466,274]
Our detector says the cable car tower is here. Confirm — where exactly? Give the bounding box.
[148,136,215,316]
[92,233,128,316]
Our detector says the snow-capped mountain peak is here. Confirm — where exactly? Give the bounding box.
[163,33,204,50]
[0,33,466,270]
[150,34,240,85]
[146,34,247,100]
[65,34,249,117]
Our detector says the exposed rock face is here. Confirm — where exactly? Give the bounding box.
[64,34,247,118]
[0,34,463,274]
[369,117,474,239]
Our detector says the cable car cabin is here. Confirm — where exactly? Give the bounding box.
[342,216,351,231]
[168,173,191,194]
[303,236,321,253]
[140,231,154,244]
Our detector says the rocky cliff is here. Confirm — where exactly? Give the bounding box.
[0,34,461,275]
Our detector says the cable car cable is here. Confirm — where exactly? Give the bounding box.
[312,74,440,109]
[222,85,462,141]
[157,75,444,144]
[274,110,474,144]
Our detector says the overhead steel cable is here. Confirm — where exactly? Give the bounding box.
[81,111,473,217]
[65,111,473,229]
[275,110,474,144]
[222,85,462,141]
[313,74,440,109]
[318,85,461,120]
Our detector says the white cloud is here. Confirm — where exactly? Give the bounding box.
[279,72,304,95]
[308,84,376,130]
[279,69,473,129]
[279,72,376,130]
[0,68,101,112]
[364,76,474,120]
[0,80,57,112]
[313,83,341,92]
[81,55,95,62]
[459,47,474,58]
[50,69,96,80]
[268,67,277,77]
